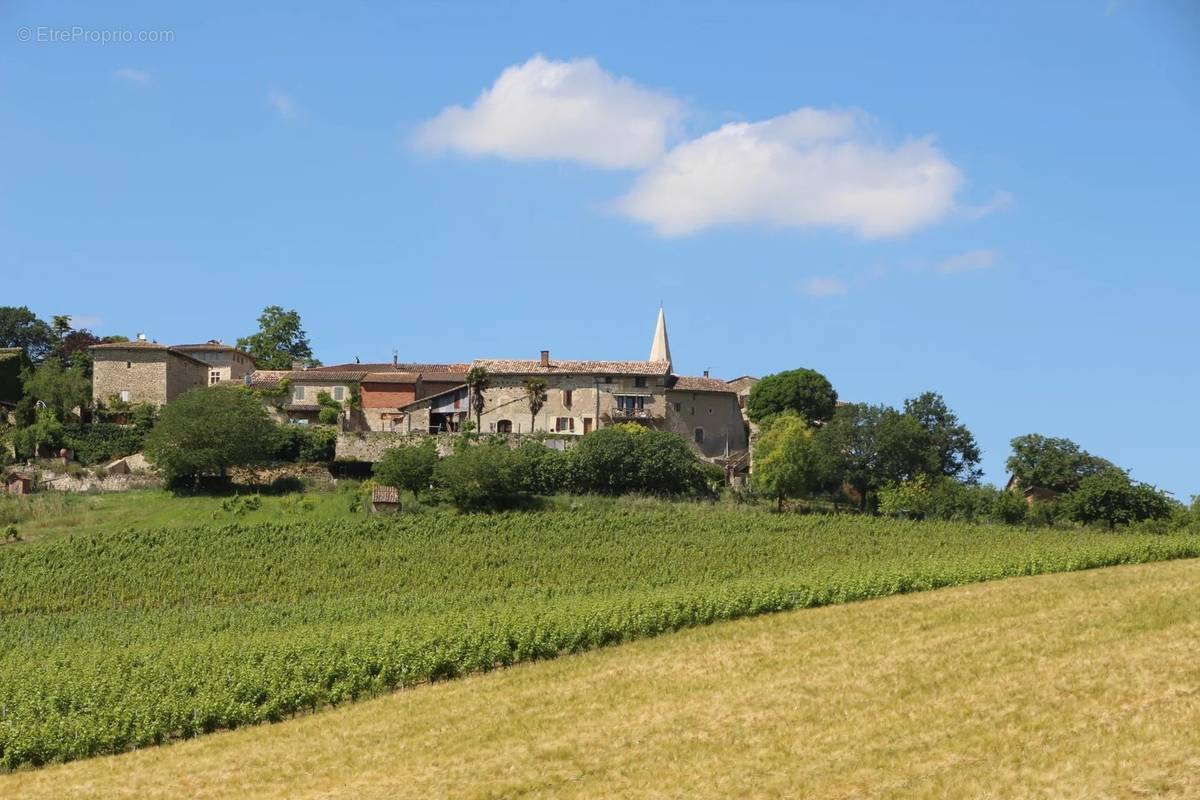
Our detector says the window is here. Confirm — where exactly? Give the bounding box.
[604,376,614,384]
[119,390,131,402]
[209,371,221,385]
[333,386,345,402]
[616,395,645,411]
[673,402,682,413]
[555,417,575,432]
[293,386,305,402]
[562,389,572,407]
[126,361,132,369]
[634,377,647,388]
[694,428,705,444]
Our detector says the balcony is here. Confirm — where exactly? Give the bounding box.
[609,407,663,421]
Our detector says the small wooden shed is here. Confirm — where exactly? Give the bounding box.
[4,473,33,495]
[371,485,400,513]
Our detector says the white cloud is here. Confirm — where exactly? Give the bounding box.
[113,67,151,86]
[960,189,1014,220]
[799,276,848,297]
[413,55,683,169]
[936,249,999,274]
[68,315,105,329]
[615,108,964,238]
[268,88,298,119]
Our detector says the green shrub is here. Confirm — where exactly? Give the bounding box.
[433,442,531,511]
[518,441,575,494]
[375,440,438,499]
[572,427,710,497]
[61,423,147,466]
[1060,471,1176,530]
[274,425,337,462]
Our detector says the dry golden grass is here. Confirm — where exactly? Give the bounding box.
[6,559,1199,799]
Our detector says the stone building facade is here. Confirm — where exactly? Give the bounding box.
[172,342,257,385]
[91,340,209,408]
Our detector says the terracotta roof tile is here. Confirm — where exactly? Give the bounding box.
[474,359,671,377]
[670,375,735,393]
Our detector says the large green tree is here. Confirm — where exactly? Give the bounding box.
[903,391,982,483]
[0,306,55,362]
[745,368,837,424]
[144,386,279,485]
[1060,471,1175,530]
[752,412,822,511]
[813,403,934,511]
[1006,434,1114,493]
[236,306,319,370]
[21,357,91,421]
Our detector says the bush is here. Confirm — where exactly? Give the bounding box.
[518,441,576,495]
[375,441,438,499]
[273,425,337,462]
[572,427,711,497]
[990,490,1028,525]
[433,442,531,511]
[61,423,147,466]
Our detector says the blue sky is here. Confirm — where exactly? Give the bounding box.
[4,1,1198,495]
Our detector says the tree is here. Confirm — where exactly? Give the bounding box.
[1006,434,1114,493]
[570,426,710,497]
[812,403,933,512]
[902,392,982,483]
[21,357,91,421]
[51,315,73,344]
[465,365,491,431]
[1060,471,1175,530]
[745,368,837,424]
[0,306,54,362]
[375,441,438,499]
[236,306,319,370]
[143,386,279,486]
[752,412,822,511]
[523,378,548,434]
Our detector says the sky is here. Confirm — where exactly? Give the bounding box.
[3,1,1198,495]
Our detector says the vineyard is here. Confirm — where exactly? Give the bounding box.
[1,507,1197,769]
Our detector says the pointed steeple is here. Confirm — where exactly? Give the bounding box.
[649,306,672,370]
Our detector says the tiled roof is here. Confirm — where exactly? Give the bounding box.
[310,362,469,374]
[362,371,420,383]
[89,341,208,367]
[284,403,321,412]
[473,359,671,377]
[418,372,468,383]
[247,370,288,387]
[670,375,736,393]
[371,486,400,504]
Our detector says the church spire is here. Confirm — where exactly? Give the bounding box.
[649,305,672,370]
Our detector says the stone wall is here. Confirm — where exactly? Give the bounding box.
[476,375,668,435]
[93,350,170,407]
[334,431,576,462]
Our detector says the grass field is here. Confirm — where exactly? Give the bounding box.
[1,493,1197,770]
[4,558,1197,798]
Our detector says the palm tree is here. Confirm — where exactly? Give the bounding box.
[523,378,548,434]
[465,365,491,431]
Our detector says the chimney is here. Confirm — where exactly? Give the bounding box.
[136,332,147,342]
[392,350,398,367]
[540,349,550,368]
[292,359,308,371]
[703,369,710,378]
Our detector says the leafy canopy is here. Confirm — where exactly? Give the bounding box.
[0,306,55,362]
[1006,434,1114,493]
[1060,471,1175,529]
[745,368,837,424]
[752,412,822,510]
[21,357,90,421]
[144,386,279,484]
[236,306,318,370]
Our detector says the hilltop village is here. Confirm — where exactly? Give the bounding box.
[87,309,756,465]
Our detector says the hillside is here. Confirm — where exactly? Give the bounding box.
[4,558,1198,798]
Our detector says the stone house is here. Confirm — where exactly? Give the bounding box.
[396,309,749,459]
[91,338,209,408]
[172,341,257,386]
